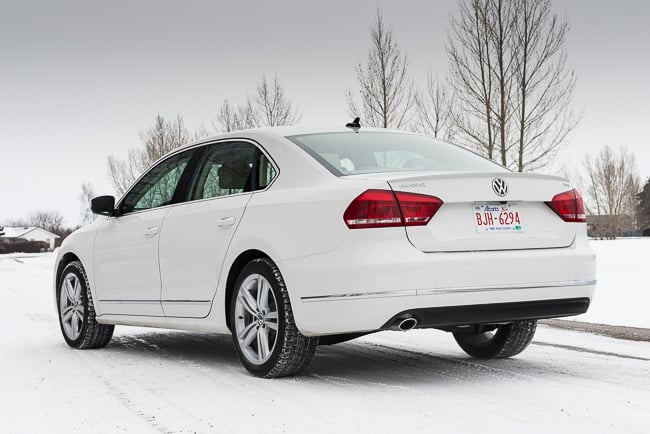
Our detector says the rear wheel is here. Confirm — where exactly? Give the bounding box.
[453,320,537,359]
[230,258,318,378]
[57,261,114,349]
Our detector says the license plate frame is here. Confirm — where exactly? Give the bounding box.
[473,203,523,233]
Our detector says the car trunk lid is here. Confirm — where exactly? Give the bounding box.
[346,171,577,252]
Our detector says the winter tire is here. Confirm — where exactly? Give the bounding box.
[230,258,318,378]
[453,320,537,359]
[57,260,114,349]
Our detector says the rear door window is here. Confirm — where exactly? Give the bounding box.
[188,141,277,201]
[190,142,257,200]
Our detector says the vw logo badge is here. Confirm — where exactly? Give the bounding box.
[492,178,508,197]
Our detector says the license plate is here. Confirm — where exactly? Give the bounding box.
[473,203,523,233]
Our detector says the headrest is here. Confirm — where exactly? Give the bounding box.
[218,160,251,190]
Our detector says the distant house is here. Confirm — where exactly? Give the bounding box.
[0,226,60,250]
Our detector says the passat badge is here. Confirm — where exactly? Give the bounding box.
[492,178,508,197]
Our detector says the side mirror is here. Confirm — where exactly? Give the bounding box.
[91,195,116,216]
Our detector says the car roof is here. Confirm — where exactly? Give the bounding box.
[178,125,415,150]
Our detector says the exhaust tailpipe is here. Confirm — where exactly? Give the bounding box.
[390,316,418,331]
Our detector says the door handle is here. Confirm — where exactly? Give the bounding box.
[216,217,236,227]
[144,227,159,237]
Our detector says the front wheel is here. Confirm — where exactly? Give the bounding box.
[57,261,114,349]
[230,258,318,378]
[453,320,537,359]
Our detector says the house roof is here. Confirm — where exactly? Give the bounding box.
[0,226,60,239]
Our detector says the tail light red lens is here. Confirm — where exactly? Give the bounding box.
[545,189,586,223]
[343,190,403,229]
[394,191,443,226]
[344,189,443,229]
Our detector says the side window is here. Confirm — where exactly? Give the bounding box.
[120,151,193,214]
[258,153,277,189]
[190,142,257,200]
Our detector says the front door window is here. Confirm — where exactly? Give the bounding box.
[120,152,192,214]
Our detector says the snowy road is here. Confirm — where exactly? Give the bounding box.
[1,254,649,433]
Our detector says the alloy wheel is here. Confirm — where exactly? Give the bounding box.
[234,273,279,365]
[59,272,85,340]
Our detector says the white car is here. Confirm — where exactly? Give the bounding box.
[54,125,596,377]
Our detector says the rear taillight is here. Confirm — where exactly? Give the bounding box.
[394,191,443,226]
[344,189,443,229]
[545,189,586,223]
[343,190,403,229]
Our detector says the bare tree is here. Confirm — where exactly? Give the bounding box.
[626,175,641,234]
[347,8,414,128]
[583,145,640,238]
[0,218,29,228]
[448,0,579,171]
[511,0,580,171]
[214,98,256,132]
[107,114,190,196]
[107,151,139,198]
[638,178,650,235]
[413,71,456,140]
[29,210,64,234]
[213,76,300,133]
[139,114,190,164]
[79,182,95,226]
[212,75,301,132]
[215,99,236,132]
[253,75,301,127]
[193,122,211,141]
[447,0,499,160]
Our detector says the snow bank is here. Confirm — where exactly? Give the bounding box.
[570,238,650,328]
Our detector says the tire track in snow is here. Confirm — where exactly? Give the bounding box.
[350,334,650,393]
[532,341,650,362]
[88,335,233,434]
[339,339,537,383]
[320,342,476,384]
[94,331,336,433]
[73,349,177,434]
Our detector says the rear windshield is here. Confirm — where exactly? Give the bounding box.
[287,132,507,176]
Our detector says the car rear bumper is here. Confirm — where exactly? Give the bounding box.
[381,297,590,330]
[279,226,596,336]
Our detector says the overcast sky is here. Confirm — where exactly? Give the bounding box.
[1,0,649,226]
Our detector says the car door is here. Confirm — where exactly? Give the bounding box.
[158,140,277,317]
[93,150,196,316]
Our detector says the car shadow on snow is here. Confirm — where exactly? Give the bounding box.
[101,330,558,385]
[106,331,241,367]
[308,342,558,385]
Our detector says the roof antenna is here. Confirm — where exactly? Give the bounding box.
[345,117,361,133]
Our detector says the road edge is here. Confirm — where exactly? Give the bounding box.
[541,319,650,342]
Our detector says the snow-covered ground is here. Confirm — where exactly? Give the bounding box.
[1,245,649,433]
[570,238,650,328]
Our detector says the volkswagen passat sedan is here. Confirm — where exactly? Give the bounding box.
[54,126,596,377]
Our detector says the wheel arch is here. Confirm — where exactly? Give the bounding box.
[55,252,82,291]
[224,249,271,331]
